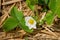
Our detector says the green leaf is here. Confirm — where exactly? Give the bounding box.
[10,6,33,33]
[10,7,23,21]
[48,0,56,13]
[44,0,49,5]
[38,0,49,5]
[48,0,60,18]
[56,7,60,18]
[3,17,18,32]
[26,0,38,10]
[19,18,33,33]
[55,0,60,18]
[38,0,45,5]
[44,11,55,25]
[26,0,38,5]
[39,20,44,25]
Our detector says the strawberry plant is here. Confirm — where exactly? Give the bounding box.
[3,0,60,33]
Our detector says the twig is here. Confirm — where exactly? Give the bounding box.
[2,0,22,5]
[43,26,58,37]
[0,10,8,27]
[3,0,5,9]
[19,1,22,11]
[40,12,46,22]
[47,25,55,31]
[39,12,46,25]
[39,11,58,37]
[8,3,15,13]
[40,30,56,37]
[0,3,15,28]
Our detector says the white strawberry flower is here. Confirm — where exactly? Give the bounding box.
[25,16,36,29]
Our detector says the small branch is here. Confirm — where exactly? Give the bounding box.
[8,3,15,13]
[39,12,46,25]
[2,0,22,5]
[43,26,58,37]
[41,30,55,36]
[0,3,15,28]
[2,0,5,10]
[19,1,22,11]
[40,12,46,22]
[46,25,55,31]
[0,11,8,27]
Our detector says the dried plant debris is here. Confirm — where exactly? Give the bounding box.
[24,33,60,40]
[52,18,60,31]
[0,0,60,40]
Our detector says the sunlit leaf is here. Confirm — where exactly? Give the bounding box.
[10,6,33,33]
[3,17,18,32]
[48,0,60,18]
[48,0,56,13]
[55,0,60,18]
[56,7,60,18]
[44,11,55,25]
[44,0,49,5]
[10,7,23,21]
[26,0,38,10]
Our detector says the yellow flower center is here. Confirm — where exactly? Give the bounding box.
[28,19,34,24]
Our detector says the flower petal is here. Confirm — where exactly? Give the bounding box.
[25,16,36,29]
